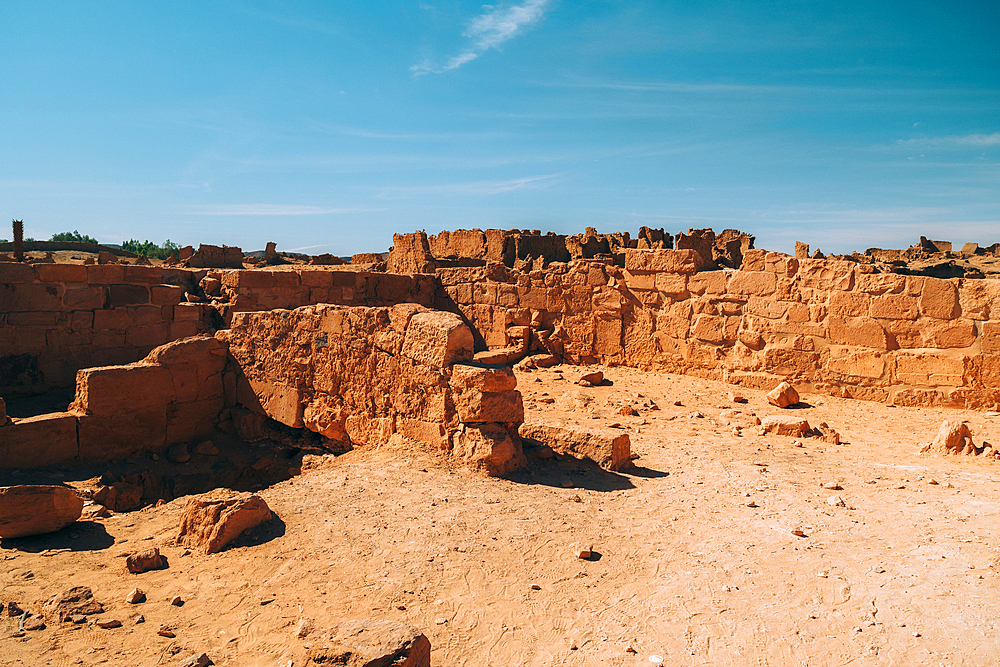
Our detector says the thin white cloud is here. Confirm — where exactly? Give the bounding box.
[895,133,1000,148]
[378,174,559,198]
[189,204,363,216]
[412,0,550,75]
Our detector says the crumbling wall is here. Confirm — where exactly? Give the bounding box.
[434,248,1000,409]
[221,304,525,474]
[0,263,212,395]
[0,336,227,468]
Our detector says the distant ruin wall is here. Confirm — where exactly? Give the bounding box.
[435,248,1000,409]
[0,263,213,395]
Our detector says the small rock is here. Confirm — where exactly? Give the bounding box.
[572,544,593,559]
[126,548,166,574]
[71,614,87,624]
[745,500,758,508]
[766,381,799,408]
[729,393,748,404]
[177,489,272,554]
[927,478,939,485]
[561,481,574,488]
[578,370,604,385]
[434,617,448,625]
[192,440,219,456]
[158,626,176,638]
[791,528,807,537]
[97,619,122,629]
[23,616,45,631]
[821,482,842,490]
[295,618,314,638]
[135,615,145,624]
[166,443,191,463]
[827,495,846,507]
[125,588,146,604]
[177,653,210,667]
[617,405,639,417]
[529,584,541,590]
[170,596,184,606]
[7,601,24,617]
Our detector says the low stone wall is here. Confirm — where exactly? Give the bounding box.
[0,336,227,468]
[0,262,212,395]
[435,249,1000,409]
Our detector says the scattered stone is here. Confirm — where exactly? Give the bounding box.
[192,440,219,456]
[926,420,978,455]
[0,485,84,538]
[572,544,593,559]
[158,626,176,638]
[23,616,45,631]
[822,482,842,490]
[135,615,145,624]
[170,596,184,606]
[166,443,191,463]
[126,548,166,574]
[578,370,604,386]
[760,415,810,437]
[305,619,431,667]
[928,478,939,485]
[729,392,748,404]
[44,586,104,622]
[177,489,272,554]
[125,588,146,604]
[745,500,758,508]
[97,619,122,629]
[434,617,448,625]
[791,528,807,537]
[177,653,210,667]
[766,382,800,408]
[617,405,639,416]
[6,601,24,617]
[520,422,631,471]
[827,495,846,507]
[529,584,541,590]
[296,618,315,639]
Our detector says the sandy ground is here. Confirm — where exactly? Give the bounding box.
[2,366,999,666]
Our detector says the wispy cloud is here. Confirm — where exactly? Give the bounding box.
[412,0,550,75]
[895,133,1000,148]
[377,174,559,198]
[188,204,364,216]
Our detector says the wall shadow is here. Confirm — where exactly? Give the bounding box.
[505,457,636,491]
[224,515,286,551]
[1,520,114,553]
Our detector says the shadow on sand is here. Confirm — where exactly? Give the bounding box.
[1,520,115,553]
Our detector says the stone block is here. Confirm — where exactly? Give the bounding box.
[86,264,124,284]
[623,248,704,274]
[920,319,976,349]
[450,364,517,393]
[869,293,918,319]
[150,284,185,306]
[519,421,631,471]
[77,405,167,462]
[453,390,524,424]
[760,414,810,436]
[827,316,888,350]
[63,286,105,309]
[177,489,272,554]
[825,348,885,379]
[983,321,1000,354]
[0,262,36,283]
[34,263,88,283]
[727,271,777,297]
[72,363,173,416]
[0,485,83,538]
[828,291,870,317]
[401,312,474,369]
[108,284,149,306]
[919,278,959,319]
[238,378,304,428]
[0,412,79,469]
[895,353,965,386]
[122,265,163,284]
[452,423,526,476]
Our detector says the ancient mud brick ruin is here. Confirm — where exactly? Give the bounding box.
[2,226,999,472]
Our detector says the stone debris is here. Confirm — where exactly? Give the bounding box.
[520,421,631,471]
[0,485,84,538]
[177,489,272,554]
[760,415,810,437]
[44,586,104,622]
[192,440,219,456]
[296,618,315,639]
[577,370,604,387]
[125,588,146,604]
[97,618,122,629]
[572,544,593,559]
[126,548,167,574]
[827,495,846,507]
[23,616,45,631]
[925,420,978,456]
[170,596,184,606]
[822,482,842,490]
[177,653,211,667]
[158,626,176,638]
[305,619,431,667]
[766,382,800,408]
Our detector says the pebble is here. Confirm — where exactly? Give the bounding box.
[71,614,87,624]
[125,588,146,604]
[135,615,145,624]
[529,584,541,590]
[295,618,314,639]
[822,482,842,490]
[745,500,758,508]
[791,528,807,537]
[827,495,846,507]
[177,653,210,667]
[97,619,122,629]
[158,627,176,638]
[170,596,184,606]
[23,616,45,631]
[572,544,593,559]
[434,617,448,625]
[561,481,574,488]
[927,478,939,485]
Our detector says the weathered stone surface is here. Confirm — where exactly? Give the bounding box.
[760,415,810,436]
[177,489,272,554]
[928,420,977,455]
[766,382,800,408]
[125,548,166,574]
[401,311,475,369]
[519,421,631,471]
[0,485,83,538]
[44,587,104,622]
[306,619,431,667]
[450,364,518,393]
[452,423,527,476]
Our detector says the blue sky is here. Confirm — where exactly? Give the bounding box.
[2,1,997,255]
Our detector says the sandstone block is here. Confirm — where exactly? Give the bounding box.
[177,489,272,554]
[452,423,526,476]
[519,421,631,471]
[401,311,474,369]
[0,412,79,469]
[0,485,83,538]
[766,381,800,408]
[450,364,517,393]
[727,271,777,297]
[919,278,959,319]
[828,316,888,350]
[454,390,524,424]
[928,420,976,455]
[760,415,810,436]
[34,263,88,283]
[623,248,704,274]
[306,619,431,667]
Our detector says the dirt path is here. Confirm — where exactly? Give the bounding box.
[2,366,999,666]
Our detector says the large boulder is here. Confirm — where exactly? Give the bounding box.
[177,489,272,554]
[928,420,977,455]
[0,485,83,538]
[519,422,631,471]
[766,381,800,408]
[306,619,430,667]
[760,415,810,437]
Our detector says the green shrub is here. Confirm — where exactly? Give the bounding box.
[50,230,99,244]
[121,239,181,259]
